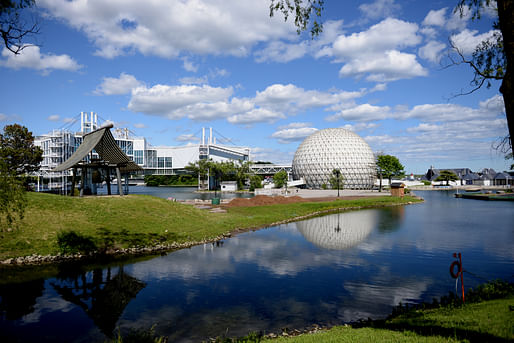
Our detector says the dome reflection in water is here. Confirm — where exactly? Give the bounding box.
[296,211,378,250]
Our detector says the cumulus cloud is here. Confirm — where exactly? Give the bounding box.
[47,114,60,121]
[39,0,295,59]
[327,103,391,122]
[419,40,446,63]
[133,123,147,128]
[95,72,143,95]
[450,29,500,55]
[0,46,82,74]
[422,8,447,27]
[328,18,426,81]
[175,133,200,142]
[271,126,318,144]
[127,84,233,119]
[228,108,285,125]
[255,84,364,113]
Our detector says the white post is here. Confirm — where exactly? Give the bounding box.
[209,127,213,144]
[202,127,205,145]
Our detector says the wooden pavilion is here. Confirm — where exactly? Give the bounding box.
[52,124,142,196]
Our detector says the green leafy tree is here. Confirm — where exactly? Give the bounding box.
[0,123,43,176]
[249,174,263,191]
[270,0,513,153]
[1,0,38,54]
[329,168,344,196]
[0,124,41,229]
[376,155,405,187]
[0,160,26,229]
[234,160,251,190]
[273,170,288,188]
[435,170,460,185]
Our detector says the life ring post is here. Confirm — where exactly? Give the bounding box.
[449,252,465,303]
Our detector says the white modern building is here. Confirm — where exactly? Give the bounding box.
[34,112,250,192]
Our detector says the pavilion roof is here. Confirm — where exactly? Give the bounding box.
[52,124,142,173]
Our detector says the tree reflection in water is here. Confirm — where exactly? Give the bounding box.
[51,265,145,337]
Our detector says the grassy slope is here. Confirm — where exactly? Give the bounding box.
[0,192,419,260]
[268,297,514,343]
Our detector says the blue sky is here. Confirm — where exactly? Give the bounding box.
[0,0,509,174]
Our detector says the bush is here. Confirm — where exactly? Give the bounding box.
[321,183,327,190]
[422,180,431,186]
[57,230,97,254]
[249,175,262,191]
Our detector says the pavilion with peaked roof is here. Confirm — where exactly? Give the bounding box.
[52,124,142,196]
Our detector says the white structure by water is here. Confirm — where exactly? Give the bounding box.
[34,112,250,192]
[292,128,376,189]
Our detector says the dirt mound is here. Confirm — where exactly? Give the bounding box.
[225,195,308,207]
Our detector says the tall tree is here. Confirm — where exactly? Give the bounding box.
[0,0,38,54]
[376,154,405,186]
[0,123,43,175]
[435,170,459,185]
[270,0,513,153]
[0,123,39,229]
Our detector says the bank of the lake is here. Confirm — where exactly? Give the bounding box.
[265,296,514,343]
[0,192,421,263]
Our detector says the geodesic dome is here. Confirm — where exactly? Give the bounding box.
[292,128,376,189]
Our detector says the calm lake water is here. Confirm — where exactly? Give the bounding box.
[1,190,513,342]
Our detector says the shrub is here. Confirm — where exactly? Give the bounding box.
[57,230,97,254]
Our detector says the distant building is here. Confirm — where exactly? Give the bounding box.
[34,112,250,192]
[423,166,513,186]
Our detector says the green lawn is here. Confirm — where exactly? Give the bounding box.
[0,192,420,260]
[268,297,514,343]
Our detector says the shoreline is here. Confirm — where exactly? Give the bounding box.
[0,197,421,266]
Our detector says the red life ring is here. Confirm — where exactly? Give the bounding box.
[450,261,461,278]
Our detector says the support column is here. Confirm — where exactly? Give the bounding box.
[80,167,85,197]
[116,167,124,196]
[106,167,111,195]
[70,167,77,196]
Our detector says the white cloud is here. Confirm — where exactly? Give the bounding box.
[47,114,60,121]
[63,117,75,123]
[419,40,446,63]
[127,84,233,119]
[255,83,364,113]
[175,133,200,142]
[95,72,143,95]
[450,29,500,55]
[250,147,293,164]
[182,57,198,72]
[278,122,313,130]
[39,0,295,59]
[179,76,208,85]
[338,50,427,82]
[327,103,391,122]
[254,41,309,63]
[271,126,318,144]
[0,113,8,121]
[359,0,401,20]
[133,123,147,128]
[228,108,285,125]
[0,46,82,74]
[329,18,426,81]
[341,122,379,132]
[422,8,447,27]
